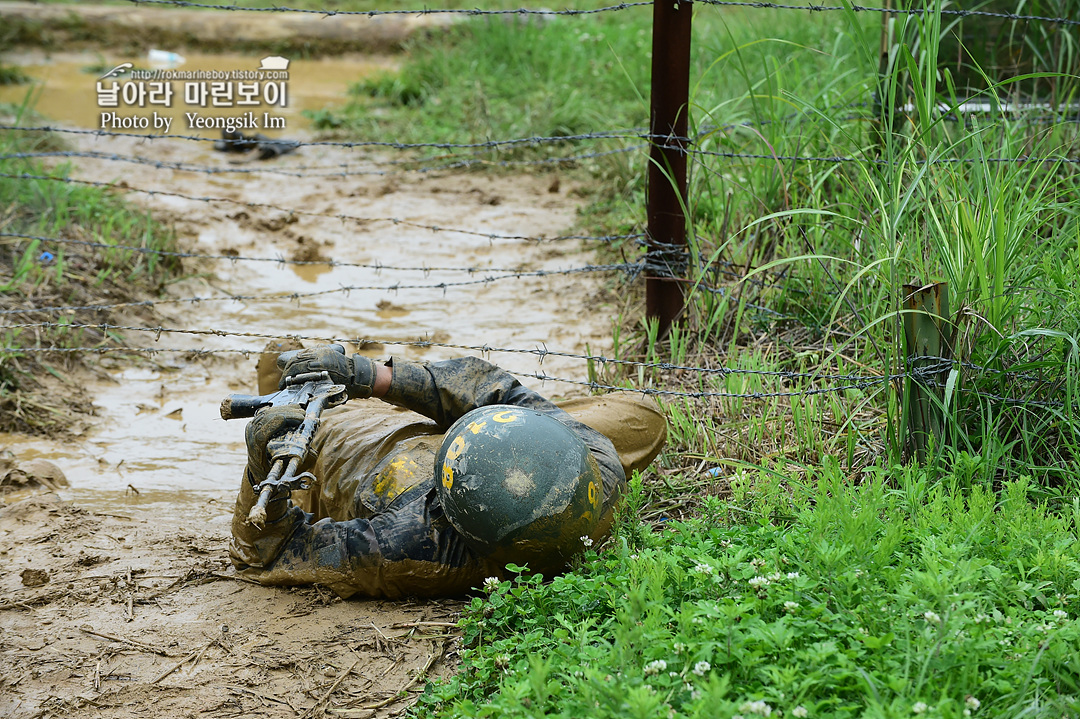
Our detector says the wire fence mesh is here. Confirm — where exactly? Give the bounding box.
[2,0,1075,416]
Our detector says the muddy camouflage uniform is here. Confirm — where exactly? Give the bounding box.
[230,356,666,599]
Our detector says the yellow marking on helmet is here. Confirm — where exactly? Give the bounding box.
[466,420,487,434]
[492,410,519,423]
[445,435,465,460]
[587,481,599,508]
[442,462,454,489]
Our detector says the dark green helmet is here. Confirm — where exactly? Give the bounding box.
[435,405,602,573]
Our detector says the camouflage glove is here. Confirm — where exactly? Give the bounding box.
[277,346,377,399]
[245,405,306,481]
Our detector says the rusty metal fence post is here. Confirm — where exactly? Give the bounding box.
[646,0,692,337]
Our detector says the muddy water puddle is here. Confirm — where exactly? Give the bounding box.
[0,49,396,133]
[2,51,615,515]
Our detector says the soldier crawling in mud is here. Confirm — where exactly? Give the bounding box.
[229,346,667,598]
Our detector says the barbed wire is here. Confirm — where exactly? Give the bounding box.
[122,0,652,15]
[0,172,641,244]
[0,230,644,273]
[2,321,1066,403]
[693,0,1080,26]
[0,264,642,317]
[116,0,1080,26]
[0,322,888,380]
[685,146,1080,166]
[0,146,646,178]
[0,125,647,152]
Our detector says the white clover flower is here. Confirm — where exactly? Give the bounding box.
[912,701,928,714]
[483,576,501,593]
[1053,609,1068,621]
[692,562,713,574]
[748,576,771,589]
[691,690,703,701]
[974,613,989,624]
[965,696,981,710]
[739,700,773,716]
[786,572,800,580]
[750,558,767,569]
[643,659,667,676]
[784,601,800,614]
[963,711,970,717]
[719,539,732,548]
[923,611,941,624]
[673,642,687,654]
[684,682,693,692]
[693,660,711,676]
[669,671,680,677]
[792,706,809,718]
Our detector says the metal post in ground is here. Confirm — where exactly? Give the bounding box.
[646,0,692,337]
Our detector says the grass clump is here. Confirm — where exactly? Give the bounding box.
[415,465,1080,718]
[0,116,179,433]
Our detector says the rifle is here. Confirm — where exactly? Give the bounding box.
[220,344,349,527]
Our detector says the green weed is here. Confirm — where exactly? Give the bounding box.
[415,465,1080,718]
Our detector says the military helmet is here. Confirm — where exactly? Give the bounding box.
[435,405,602,572]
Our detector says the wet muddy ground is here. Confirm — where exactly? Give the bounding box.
[0,44,618,718]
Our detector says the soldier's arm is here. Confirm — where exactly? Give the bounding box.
[228,473,497,599]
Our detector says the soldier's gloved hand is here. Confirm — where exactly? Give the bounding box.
[245,405,306,480]
[277,346,377,399]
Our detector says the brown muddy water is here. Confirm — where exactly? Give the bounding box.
[0,49,397,133]
[0,50,616,516]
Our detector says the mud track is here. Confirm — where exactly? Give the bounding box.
[1,1,456,55]
[0,74,618,719]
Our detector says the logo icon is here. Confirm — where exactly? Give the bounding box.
[99,62,133,79]
[259,56,290,71]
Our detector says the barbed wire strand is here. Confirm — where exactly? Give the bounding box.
[117,0,1080,26]
[1,335,1063,405]
[0,146,646,178]
[694,0,1080,26]
[0,231,644,273]
[0,266,643,317]
[1,321,1013,386]
[0,125,647,152]
[0,172,642,244]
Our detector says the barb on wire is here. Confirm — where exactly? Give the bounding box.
[0,172,641,245]
[0,264,642,317]
[0,125,648,152]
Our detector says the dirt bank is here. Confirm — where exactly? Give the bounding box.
[0,1,457,55]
